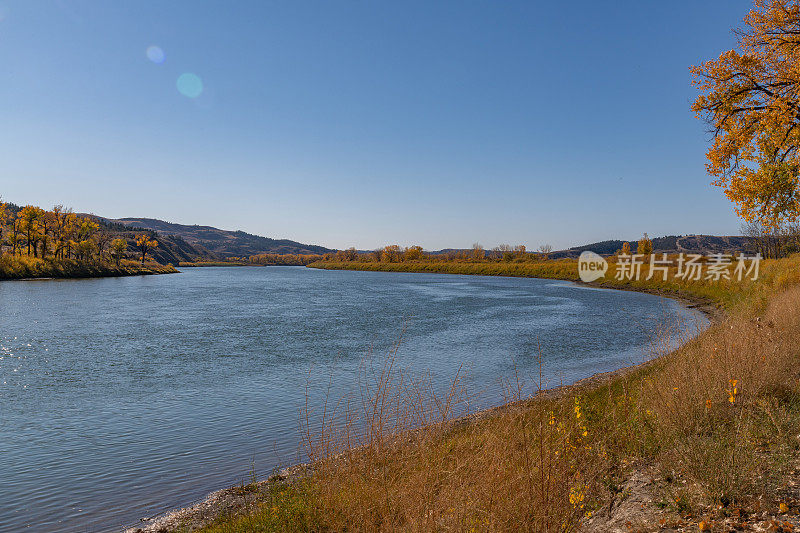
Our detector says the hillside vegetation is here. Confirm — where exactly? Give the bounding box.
[115,217,334,258]
[2,205,335,265]
[0,201,178,280]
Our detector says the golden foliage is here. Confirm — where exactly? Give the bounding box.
[135,234,159,265]
[0,200,170,278]
[111,238,128,266]
[0,201,111,261]
[638,233,653,255]
[692,0,800,228]
[248,253,324,266]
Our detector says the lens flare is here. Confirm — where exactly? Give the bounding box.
[176,73,203,98]
[146,45,165,64]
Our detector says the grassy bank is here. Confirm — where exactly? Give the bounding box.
[0,255,178,280]
[156,256,800,532]
[308,258,787,312]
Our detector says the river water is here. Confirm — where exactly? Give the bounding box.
[0,266,707,532]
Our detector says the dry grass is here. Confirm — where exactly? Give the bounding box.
[197,256,800,532]
[638,286,800,506]
[0,255,177,279]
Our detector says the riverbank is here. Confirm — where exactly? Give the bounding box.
[121,255,800,532]
[308,258,768,312]
[0,256,178,280]
[124,290,716,533]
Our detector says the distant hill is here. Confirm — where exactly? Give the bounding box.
[9,199,756,264]
[82,216,218,265]
[112,218,335,258]
[430,235,758,259]
[552,235,757,258]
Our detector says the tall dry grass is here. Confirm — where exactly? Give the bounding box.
[294,338,608,532]
[640,285,800,506]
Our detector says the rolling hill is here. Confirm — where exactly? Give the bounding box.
[551,234,756,258]
[431,235,758,258]
[112,218,335,258]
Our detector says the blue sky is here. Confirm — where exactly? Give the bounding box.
[0,1,753,250]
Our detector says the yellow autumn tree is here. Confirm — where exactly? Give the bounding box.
[135,234,159,265]
[0,201,8,251]
[8,216,23,255]
[404,245,423,261]
[343,247,358,261]
[72,217,99,261]
[52,205,76,259]
[381,245,401,263]
[692,0,800,229]
[19,205,45,257]
[111,238,128,266]
[637,233,653,256]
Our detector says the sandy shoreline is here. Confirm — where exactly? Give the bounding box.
[121,283,719,533]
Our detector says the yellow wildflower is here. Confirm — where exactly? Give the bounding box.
[728,379,739,404]
[569,485,586,508]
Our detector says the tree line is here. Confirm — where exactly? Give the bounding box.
[316,243,556,264]
[248,253,325,266]
[0,201,160,266]
[741,221,800,259]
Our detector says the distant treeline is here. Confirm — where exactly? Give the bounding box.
[248,253,325,266]
[249,244,547,267]
[313,243,549,264]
